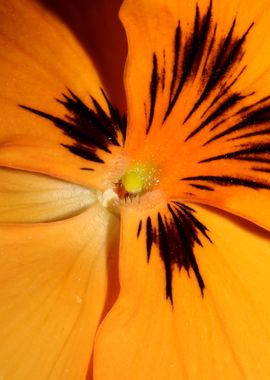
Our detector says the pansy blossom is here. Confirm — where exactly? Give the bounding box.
[0,0,270,379]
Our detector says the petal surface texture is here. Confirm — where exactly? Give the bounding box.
[94,203,270,380]
[121,0,270,230]
[0,0,125,190]
[0,167,96,223]
[0,203,119,379]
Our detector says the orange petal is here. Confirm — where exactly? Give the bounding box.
[0,203,119,379]
[0,0,125,190]
[121,0,270,230]
[94,202,270,379]
[40,0,127,111]
[0,167,96,223]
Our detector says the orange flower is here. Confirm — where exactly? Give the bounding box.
[0,0,270,379]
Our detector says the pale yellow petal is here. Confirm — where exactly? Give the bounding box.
[0,167,96,223]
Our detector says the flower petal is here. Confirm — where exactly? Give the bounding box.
[0,167,96,223]
[40,0,127,111]
[0,203,119,379]
[0,0,125,190]
[121,0,270,230]
[94,203,270,379]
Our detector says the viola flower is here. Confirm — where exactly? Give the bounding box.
[0,0,270,378]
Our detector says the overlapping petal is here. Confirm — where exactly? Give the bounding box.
[94,203,270,379]
[0,0,126,191]
[121,0,270,230]
[0,167,96,223]
[0,203,119,379]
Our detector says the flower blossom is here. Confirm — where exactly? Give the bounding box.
[0,0,270,379]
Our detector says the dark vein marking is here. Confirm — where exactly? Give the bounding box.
[186,93,247,141]
[182,175,270,190]
[146,216,154,261]
[20,89,126,167]
[140,202,211,304]
[147,54,159,134]
[144,0,269,182]
[162,49,166,91]
[80,167,94,171]
[164,1,213,123]
[184,21,254,134]
[158,213,173,303]
[199,144,270,163]
[252,167,270,173]
[204,104,270,145]
[137,220,142,238]
[230,127,270,141]
[201,65,248,120]
[169,21,181,102]
[190,183,214,191]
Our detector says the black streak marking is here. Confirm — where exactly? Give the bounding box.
[146,216,153,261]
[204,105,270,145]
[199,144,270,163]
[230,127,270,141]
[158,213,173,303]
[190,183,214,191]
[163,1,213,123]
[80,167,94,171]
[182,175,270,190]
[186,93,247,141]
[162,50,166,91]
[137,220,142,238]
[169,21,181,102]
[20,89,126,167]
[252,167,270,174]
[140,203,211,303]
[147,54,159,134]
[184,21,254,134]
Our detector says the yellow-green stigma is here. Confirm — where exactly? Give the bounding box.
[120,163,159,195]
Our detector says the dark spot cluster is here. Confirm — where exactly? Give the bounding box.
[20,89,126,170]
[137,202,212,304]
[145,0,270,195]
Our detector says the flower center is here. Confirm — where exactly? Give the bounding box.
[118,162,159,197]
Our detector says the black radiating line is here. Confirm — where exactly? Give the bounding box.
[199,144,270,163]
[168,204,205,295]
[184,21,254,135]
[158,213,173,303]
[230,127,270,141]
[80,167,94,171]
[139,202,211,303]
[137,220,142,238]
[163,1,213,123]
[201,22,217,80]
[182,175,270,190]
[201,65,248,120]
[204,104,270,145]
[169,21,181,101]
[147,54,159,134]
[185,93,246,141]
[62,144,104,163]
[162,50,166,91]
[59,90,119,147]
[252,167,270,173]
[146,216,153,261]
[19,89,126,165]
[190,183,214,191]
[178,203,212,243]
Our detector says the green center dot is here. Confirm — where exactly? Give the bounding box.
[120,163,158,194]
